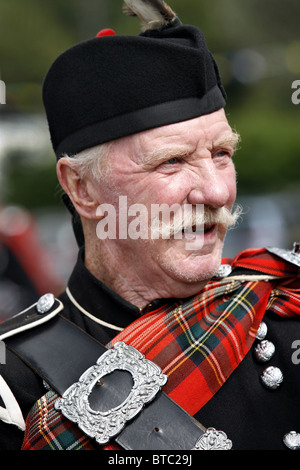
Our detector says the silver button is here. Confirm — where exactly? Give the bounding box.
[256,321,268,340]
[216,264,232,278]
[283,431,300,450]
[255,340,275,363]
[261,366,283,390]
[36,293,55,314]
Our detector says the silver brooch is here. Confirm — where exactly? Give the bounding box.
[255,340,275,363]
[192,427,232,450]
[266,242,300,267]
[261,366,283,390]
[256,322,268,341]
[215,264,232,278]
[36,293,55,314]
[283,431,300,450]
[55,342,167,445]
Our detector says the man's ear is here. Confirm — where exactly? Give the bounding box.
[56,158,99,220]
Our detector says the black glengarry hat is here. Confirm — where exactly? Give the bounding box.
[43,0,226,160]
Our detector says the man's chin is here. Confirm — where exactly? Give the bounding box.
[158,247,223,292]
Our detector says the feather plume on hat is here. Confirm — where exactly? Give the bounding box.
[123,0,177,31]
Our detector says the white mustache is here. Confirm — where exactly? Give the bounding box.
[150,204,243,239]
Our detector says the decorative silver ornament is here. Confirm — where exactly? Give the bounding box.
[255,340,275,363]
[36,293,55,314]
[215,264,232,278]
[55,342,168,445]
[261,366,283,390]
[192,427,232,450]
[256,322,268,341]
[266,243,300,267]
[283,431,300,450]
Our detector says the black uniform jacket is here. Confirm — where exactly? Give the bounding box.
[0,249,300,451]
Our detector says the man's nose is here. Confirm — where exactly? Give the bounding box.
[186,165,231,209]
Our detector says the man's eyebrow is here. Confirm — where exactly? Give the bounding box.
[141,132,241,169]
[213,132,241,151]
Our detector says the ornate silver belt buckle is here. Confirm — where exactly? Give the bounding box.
[55,342,168,445]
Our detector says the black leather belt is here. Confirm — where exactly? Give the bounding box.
[4,308,208,450]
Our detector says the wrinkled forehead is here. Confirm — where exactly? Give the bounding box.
[111,109,235,164]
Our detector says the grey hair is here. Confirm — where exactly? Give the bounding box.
[62,142,113,181]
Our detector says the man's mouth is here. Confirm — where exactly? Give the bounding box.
[204,223,216,234]
[183,223,216,234]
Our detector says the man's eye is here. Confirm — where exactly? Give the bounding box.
[214,150,232,158]
[166,157,180,164]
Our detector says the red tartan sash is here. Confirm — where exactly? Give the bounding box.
[21,248,300,450]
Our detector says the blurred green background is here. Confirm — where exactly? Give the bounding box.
[0,0,299,263]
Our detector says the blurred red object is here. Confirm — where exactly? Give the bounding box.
[0,206,64,321]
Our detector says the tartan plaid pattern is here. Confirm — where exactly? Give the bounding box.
[21,391,100,450]
[21,389,120,450]
[21,248,300,450]
[108,278,275,415]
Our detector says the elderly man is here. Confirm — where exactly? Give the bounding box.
[0,0,300,451]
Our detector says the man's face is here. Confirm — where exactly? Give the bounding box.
[91,109,237,298]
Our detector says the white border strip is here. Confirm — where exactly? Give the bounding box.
[0,375,26,431]
[226,275,280,281]
[66,287,123,332]
[0,300,64,341]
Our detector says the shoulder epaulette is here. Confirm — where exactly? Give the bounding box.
[0,294,64,341]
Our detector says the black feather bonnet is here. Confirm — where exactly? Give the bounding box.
[43,0,226,160]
